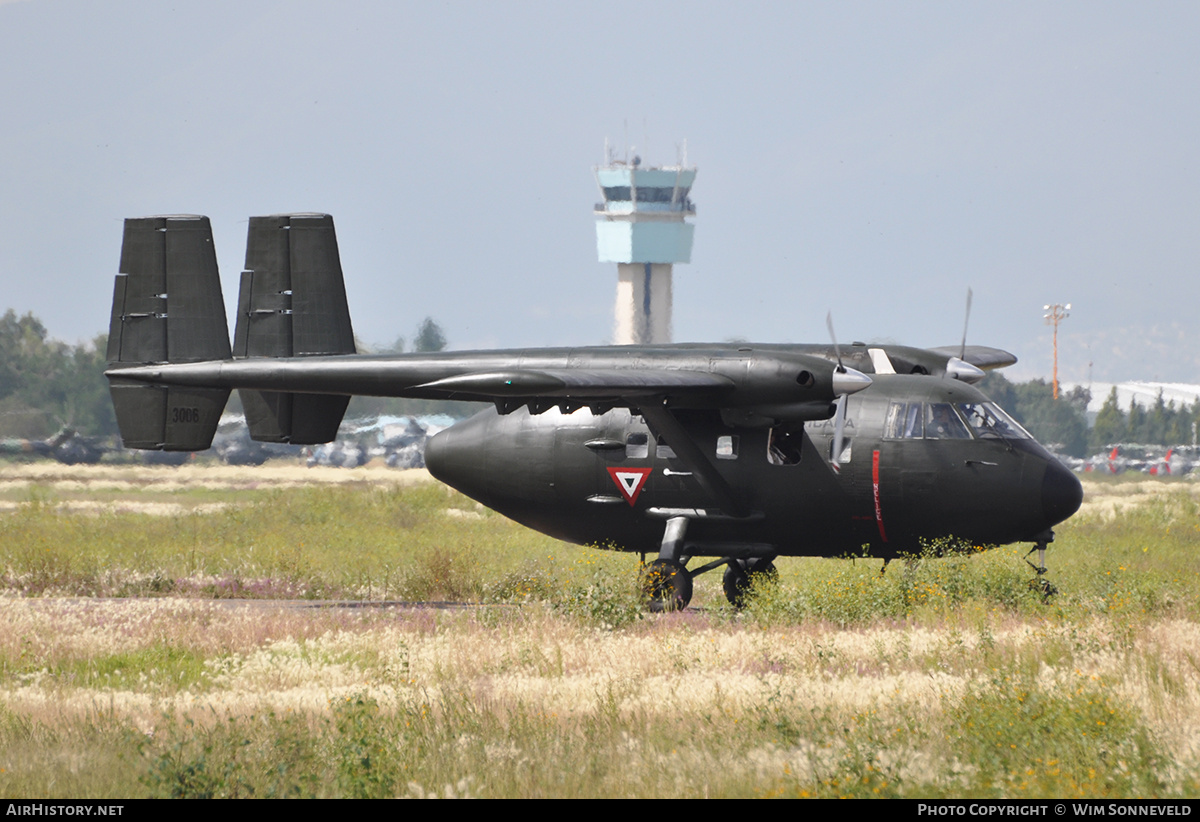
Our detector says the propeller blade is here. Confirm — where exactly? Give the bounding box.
[830,394,847,473]
[825,311,844,372]
[959,287,973,361]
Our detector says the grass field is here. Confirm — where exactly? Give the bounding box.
[0,461,1197,798]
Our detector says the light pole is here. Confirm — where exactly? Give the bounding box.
[1043,303,1071,399]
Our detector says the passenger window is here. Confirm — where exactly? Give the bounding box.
[716,435,738,460]
[625,432,649,459]
[656,440,677,459]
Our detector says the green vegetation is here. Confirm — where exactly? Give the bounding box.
[0,310,113,438]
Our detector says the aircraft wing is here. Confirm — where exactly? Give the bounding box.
[926,345,1017,370]
[411,368,736,399]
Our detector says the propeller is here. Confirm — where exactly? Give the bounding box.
[830,394,848,473]
[825,312,859,473]
[826,311,844,373]
[946,287,985,384]
[959,287,973,361]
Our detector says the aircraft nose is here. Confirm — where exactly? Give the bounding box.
[424,411,497,498]
[1042,458,1083,526]
[424,423,473,488]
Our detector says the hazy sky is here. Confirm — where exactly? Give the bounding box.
[3,0,1198,384]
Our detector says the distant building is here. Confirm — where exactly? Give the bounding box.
[594,146,696,344]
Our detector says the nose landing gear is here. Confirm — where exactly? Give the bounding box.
[1025,532,1058,603]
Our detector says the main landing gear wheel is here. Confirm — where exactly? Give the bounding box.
[640,558,693,613]
[722,559,779,609]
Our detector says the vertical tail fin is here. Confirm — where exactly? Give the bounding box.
[233,213,355,444]
[106,215,231,450]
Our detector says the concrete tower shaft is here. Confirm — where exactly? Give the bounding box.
[594,155,696,345]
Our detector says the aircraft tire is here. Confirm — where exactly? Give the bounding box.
[640,559,692,613]
[722,563,752,609]
[747,559,779,583]
[723,559,779,608]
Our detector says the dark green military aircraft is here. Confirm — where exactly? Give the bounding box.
[104,214,1083,610]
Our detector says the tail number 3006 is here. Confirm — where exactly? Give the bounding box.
[171,407,202,424]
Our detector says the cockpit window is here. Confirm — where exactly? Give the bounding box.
[925,403,972,439]
[885,400,1028,441]
[884,402,924,439]
[956,402,1032,440]
[902,403,923,439]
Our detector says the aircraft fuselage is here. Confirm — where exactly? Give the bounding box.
[426,375,1082,560]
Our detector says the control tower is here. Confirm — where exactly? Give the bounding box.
[594,148,696,344]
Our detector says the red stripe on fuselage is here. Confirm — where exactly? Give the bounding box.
[872,449,888,543]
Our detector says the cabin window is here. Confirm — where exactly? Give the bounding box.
[625,432,649,459]
[656,439,677,460]
[716,435,738,460]
[767,426,803,466]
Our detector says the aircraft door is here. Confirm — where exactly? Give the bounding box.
[878,400,940,540]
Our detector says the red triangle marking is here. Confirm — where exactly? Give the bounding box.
[607,467,653,506]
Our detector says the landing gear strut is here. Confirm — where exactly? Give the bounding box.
[640,516,694,612]
[1025,532,1058,603]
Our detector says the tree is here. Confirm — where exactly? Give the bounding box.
[413,317,447,353]
[1011,379,1088,456]
[980,374,1089,456]
[0,310,115,438]
[1090,387,1125,448]
[1127,399,1146,444]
